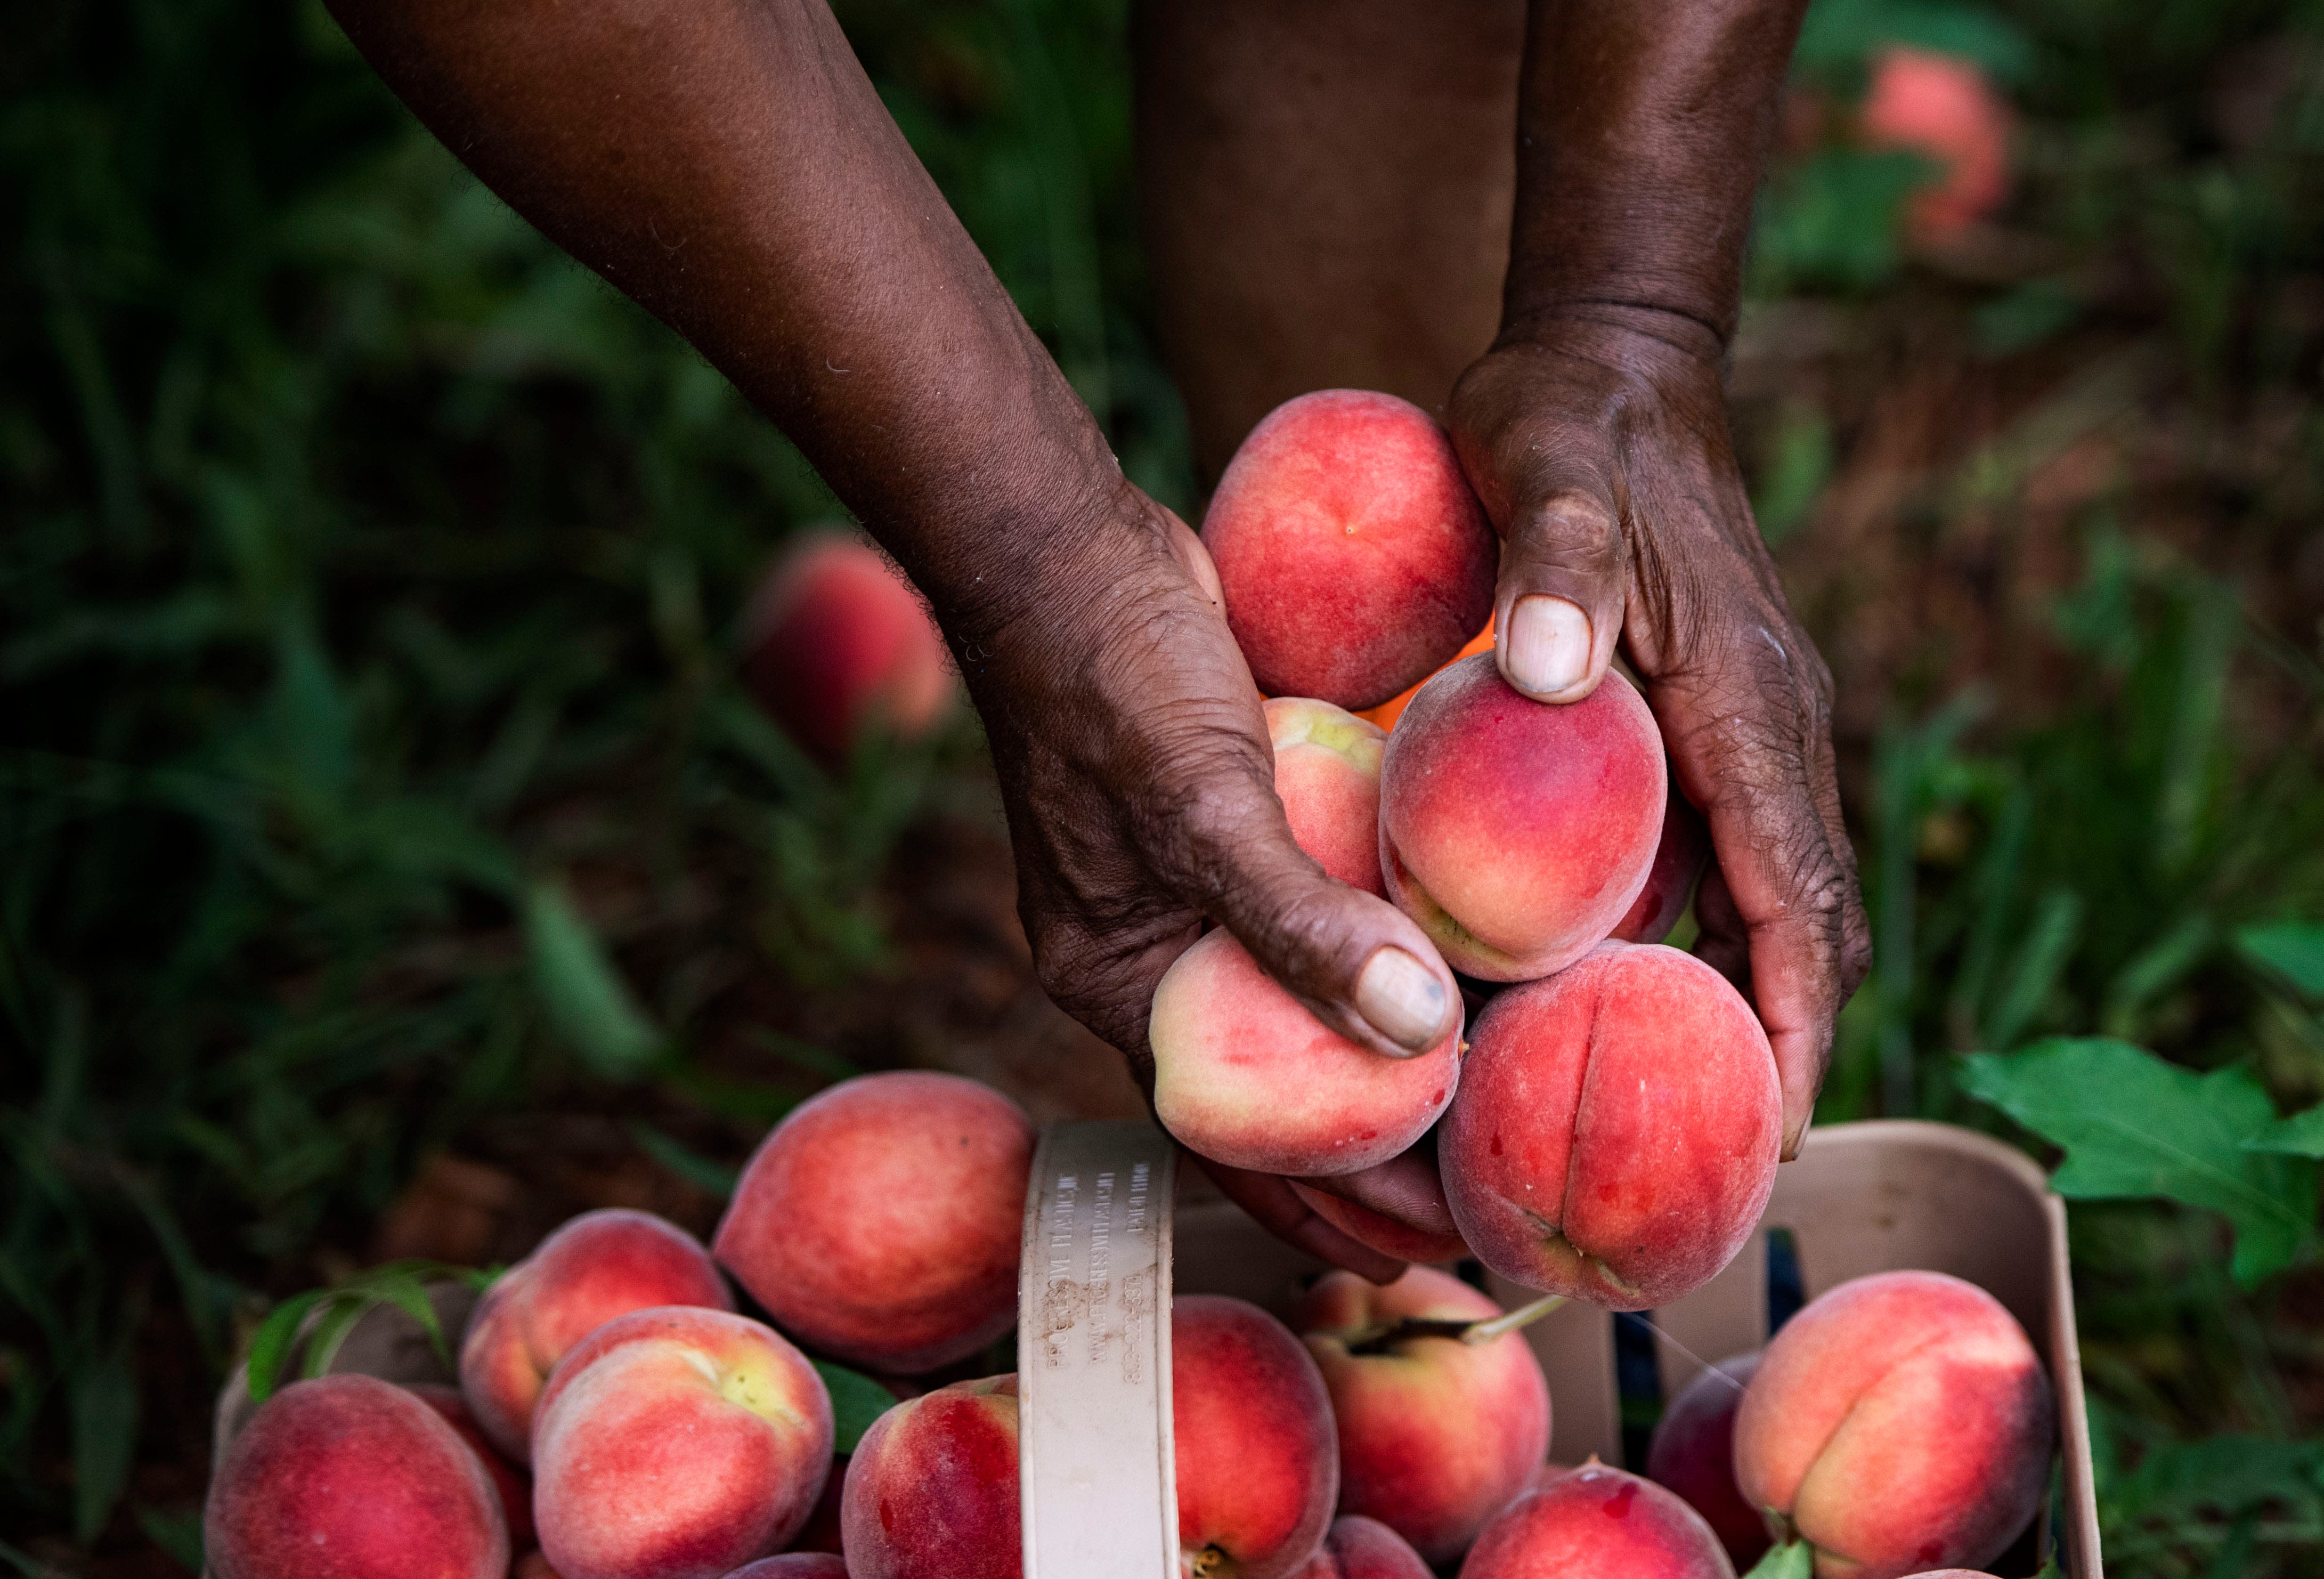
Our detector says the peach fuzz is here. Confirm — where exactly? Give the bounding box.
[532,1307,833,1579]
[714,1071,1033,1373]
[1175,1295,1340,1579]
[839,1375,1020,1579]
[1611,790,1711,946]
[1288,1517,1433,1579]
[205,1373,509,1579]
[1287,1181,1470,1265]
[1439,942,1779,1308]
[739,533,954,764]
[1268,697,1389,896]
[459,1206,732,1462]
[723,1559,850,1577]
[407,1382,534,1548]
[1734,1271,2054,1579]
[1204,390,1497,711]
[1644,1354,1767,1568]
[1150,929,1461,1177]
[1859,48,2013,245]
[1296,1267,1551,1565]
[1460,1462,1736,1579]
[1380,656,1664,981]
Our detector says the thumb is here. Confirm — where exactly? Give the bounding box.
[1491,476,1629,705]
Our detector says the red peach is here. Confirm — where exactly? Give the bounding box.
[839,1376,1020,1579]
[714,1071,1034,1373]
[1175,1295,1340,1579]
[1204,390,1498,711]
[724,1559,850,1578]
[1859,48,2013,245]
[1287,1516,1433,1579]
[1296,1268,1551,1565]
[1287,1181,1471,1265]
[1610,790,1711,946]
[1439,942,1779,1308]
[739,533,954,763]
[1733,1272,2053,1579]
[1644,1354,1768,1569]
[532,1307,834,1579]
[460,1206,733,1462]
[1267,697,1389,896]
[1379,657,1664,981]
[407,1382,535,1548]
[205,1373,509,1579]
[784,1452,847,1554]
[1150,929,1461,1177]
[1359,625,1495,733]
[1460,1462,1735,1578]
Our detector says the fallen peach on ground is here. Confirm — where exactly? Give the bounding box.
[739,533,954,763]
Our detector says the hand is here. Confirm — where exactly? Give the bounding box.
[1448,306,1872,1156]
[961,479,1464,1280]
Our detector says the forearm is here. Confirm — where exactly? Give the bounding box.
[1508,0,1808,352]
[326,0,1132,642]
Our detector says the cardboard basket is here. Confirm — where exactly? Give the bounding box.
[213,1118,2100,1578]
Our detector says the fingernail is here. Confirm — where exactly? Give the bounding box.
[1504,595,1591,697]
[1355,946,1449,1054]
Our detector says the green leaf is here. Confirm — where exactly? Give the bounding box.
[2247,1103,2324,1159]
[70,1356,137,1543]
[1961,1039,2319,1285]
[2109,1433,2324,1520]
[1741,1538,1814,1579]
[2236,922,2324,1002]
[524,879,661,1079]
[243,1289,326,1405]
[132,1505,204,1573]
[628,1121,740,1199]
[814,1360,896,1455]
[300,1295,371,1382]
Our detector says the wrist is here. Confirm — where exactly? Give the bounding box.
[1494,298,1728,371]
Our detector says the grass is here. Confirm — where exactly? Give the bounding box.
[3,0,2323,1573]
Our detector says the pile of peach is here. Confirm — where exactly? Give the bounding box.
[1157,388,1773,1312]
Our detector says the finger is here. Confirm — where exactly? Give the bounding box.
[1688,856,1751,987]
[1293,1145,1458,1238]
[1490,480,1630,703]
[1193,1152,1408,1284]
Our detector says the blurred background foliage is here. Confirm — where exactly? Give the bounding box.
[3,0,2323,1572]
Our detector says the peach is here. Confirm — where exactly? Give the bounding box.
[1288,1516,1433,1579]
[1359,625,1495,733]
[1644,1354,1767,1568]
[724,1559,850,1578]
[1610,790,1711,946]
[1150,929,1461,1176]
[1296,1268,1551,1565]
[1287,1181,1471,1265]
[839,1376,1020,1579]
[1439,942,1779,1308]
[1733,1271,2054,1579]
[1379,657,1664,981]
[408,1382,534,1548]
[1460,1462,1735,1578]
[1204,390,1498,711]
[784,1452,847,1554]
[739,533,954,763]
[460,1206,733,1462]
[205,1373,508,1579]
[1176,1295,1340,1579]
[714,1071,1033,1373]
[1267,697,1389,895]
[1859,48,2013,245]
[532,1307,834,1579]
[516,1553,564,1578]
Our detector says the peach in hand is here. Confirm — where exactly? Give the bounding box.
[1150,929,1461,1177]
[1733,1271,2053,1579]
[1610,789,1711,946]
[1176,1295,1340,1579]
[532,1307,834,1579]
[739,533,955,764]
[1460,1461,1735,1578]
[1288,1517,1433,1579]
[1644,1354,1767,1568]
[1287,1181,1471,1265]
[1439,942,1779,1308]
[840,1375,1021,1579]
[459,1206,733,1463]
[1204,390,1498,711]
[1296,1267,1551,1565]
[1268,697,1389,896]
[714,1071,1034,1373]
[205,1373,509,1579]
[1379,657,1664,981]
